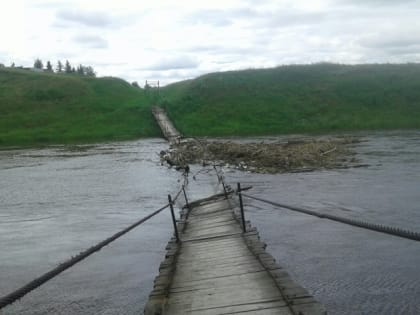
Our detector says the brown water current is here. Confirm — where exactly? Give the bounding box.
[0,131,419,314]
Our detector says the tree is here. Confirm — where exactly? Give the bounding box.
[71,67,76,73]
[46,61,53,72]
[65,60,72,73]
[34,58,43,69]
[77,64,84,75]
[84,66,96,77]
[56,60,63,73]
[132,81,140,88]
[11,62,15,68]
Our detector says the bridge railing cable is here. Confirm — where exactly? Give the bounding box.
[0,182,187,310]
[240,191,420,242]
[215,171,420,242]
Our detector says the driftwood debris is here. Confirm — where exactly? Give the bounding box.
[160,137,361,174]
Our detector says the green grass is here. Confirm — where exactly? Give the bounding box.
[161,63,420,136]
[0,68,159,146]
[2,63,420,147]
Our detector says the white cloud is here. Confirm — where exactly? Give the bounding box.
[0,0,419,85]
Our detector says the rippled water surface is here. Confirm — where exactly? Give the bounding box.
[1,131,419,314]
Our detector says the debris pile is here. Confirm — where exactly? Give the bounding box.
[160,137,360,173]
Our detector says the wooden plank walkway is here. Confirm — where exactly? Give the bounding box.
[145,194,326,314]
[152,107,182,144]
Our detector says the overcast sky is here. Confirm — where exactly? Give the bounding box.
[1,0,419,85]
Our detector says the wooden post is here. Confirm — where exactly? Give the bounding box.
[168,194,180,242]
[237,183,246,233]
[182,185,189,209]
[214,165,228,198]
[222,181,228,198]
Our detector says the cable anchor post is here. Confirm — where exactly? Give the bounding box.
[237,183,246,233]
[182,185,189,209]
[168,194,180,242]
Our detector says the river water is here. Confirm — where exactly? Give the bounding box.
[0,131,419,314]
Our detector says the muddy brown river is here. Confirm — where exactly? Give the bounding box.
[1,131,419,314]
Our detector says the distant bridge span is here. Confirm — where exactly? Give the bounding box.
[152,107,182,144]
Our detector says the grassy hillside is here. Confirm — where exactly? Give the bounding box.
[161,63,420,136]
[0,68,159,146]
[2,63,420,147]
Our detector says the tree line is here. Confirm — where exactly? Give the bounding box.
[33,59,96,77]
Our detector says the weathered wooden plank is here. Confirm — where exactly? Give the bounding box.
[169,271,280,292]
[152,106,182,144]
[187,300,289,315]
[144,193,326,315]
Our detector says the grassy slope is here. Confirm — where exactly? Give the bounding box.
[162,63,420,136]
[2,64,420,147]
[0,68,159,146]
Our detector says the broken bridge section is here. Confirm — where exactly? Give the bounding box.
[152,106,182,144]
[145,193,326,315]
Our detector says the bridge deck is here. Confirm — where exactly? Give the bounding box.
[145,194,326,315]
[152,107,181,144]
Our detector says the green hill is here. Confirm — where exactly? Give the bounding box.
[0,68,159,146]
[161,63,420,136]
[1,63,420,147]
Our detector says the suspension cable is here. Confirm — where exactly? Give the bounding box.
[0,183,187,310]
[0,152,216,310]
[241,193,420,242]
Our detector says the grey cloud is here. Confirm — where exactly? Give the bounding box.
[188,45,222,53]
[361,35,420,48]
[73,35,108,49]
[90,62,127,67]
[262,11,327,28]
[384,46,420,55]
[55,51,78,59]
[358,36,420,57]
[186,8,257,27]
[331,0,418,6]
[187,44,259,56]
[56,9,120,28]
[141,56,199,71]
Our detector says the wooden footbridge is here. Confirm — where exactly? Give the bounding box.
[3,107,418,314]
[147,107,326,314]
[145,190,326,315]
[152,107,182,144]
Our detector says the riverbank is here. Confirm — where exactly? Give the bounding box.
[162,63,420,136]
[2,64,420,147]
[0,68,160,147]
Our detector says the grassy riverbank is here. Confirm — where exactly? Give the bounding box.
[1,63,420,147]
[162,63,420,136]
[0,68,159,146]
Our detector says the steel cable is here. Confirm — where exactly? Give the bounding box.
[241,193,420,242]
[0,203,171,310]
[0,179,189,309]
